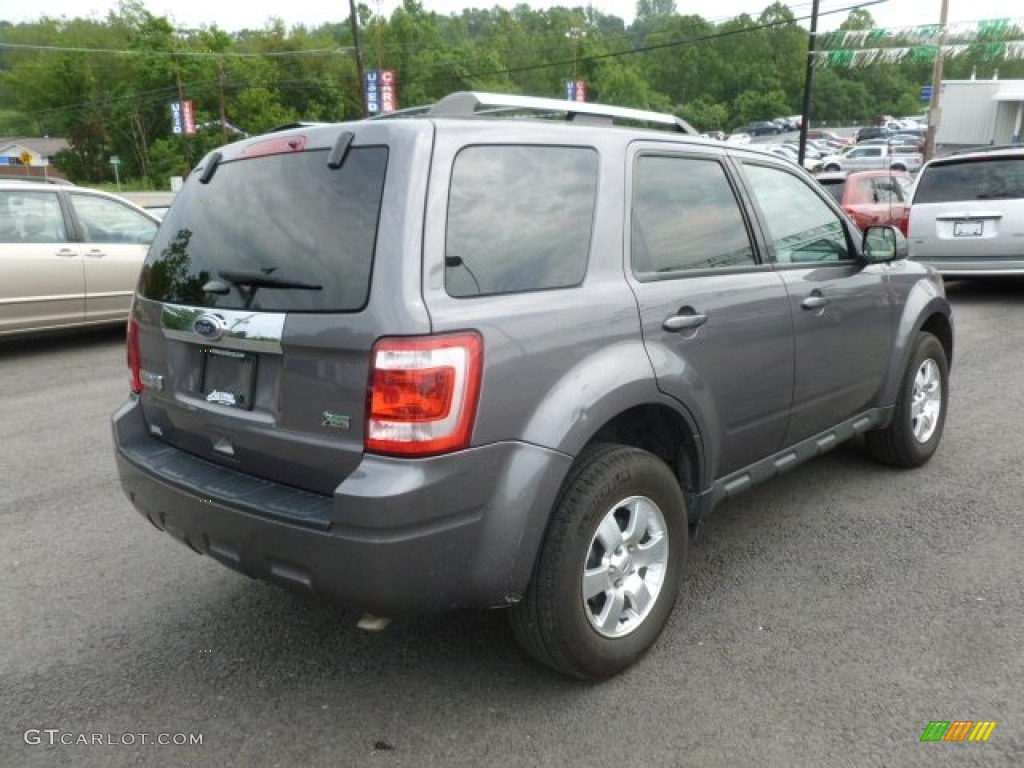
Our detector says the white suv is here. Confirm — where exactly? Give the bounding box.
[909,146,1024,276]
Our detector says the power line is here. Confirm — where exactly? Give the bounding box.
[0,41,350,57]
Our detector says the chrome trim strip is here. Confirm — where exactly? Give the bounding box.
[160,304,285,354]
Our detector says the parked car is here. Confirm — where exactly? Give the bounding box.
[815,170,913,235]
[112,91,953,681]
[746,121,781,136]
[856,126,893,142]
[761,143,820,171]
[908,145,1024,276]
[0,181,160,337]
[726,131,751,144]
[818,144,923,174]
[121,190,177,219]
[806,130,849,145]
[0,174,74,185]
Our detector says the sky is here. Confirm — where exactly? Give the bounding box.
[2,0,1019,33]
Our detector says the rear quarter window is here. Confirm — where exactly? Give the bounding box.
[444,145,598,297]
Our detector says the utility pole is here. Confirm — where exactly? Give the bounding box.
[174,53,193,174]
[923,0,950,161]
[797,0,820,167]
[349,0,368,117]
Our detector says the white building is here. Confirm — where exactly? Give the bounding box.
[936,79,1024,149]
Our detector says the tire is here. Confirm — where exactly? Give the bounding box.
[891,163,906,172]
[509,443,687,680]
[866,333,948,467]
[824,163,841,172]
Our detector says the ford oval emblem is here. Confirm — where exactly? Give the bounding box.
[193,313,227,340]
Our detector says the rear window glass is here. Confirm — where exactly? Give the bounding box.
[140,146,387,311]
[445,145,597,297]
[914,156,1024,204]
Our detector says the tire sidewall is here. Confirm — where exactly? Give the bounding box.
[547,450,687,678]
[897,334,949,464]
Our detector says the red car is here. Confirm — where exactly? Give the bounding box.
[815,170,912,235]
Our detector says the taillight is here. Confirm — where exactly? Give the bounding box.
[127,317,142,394]
[366,333,483,456]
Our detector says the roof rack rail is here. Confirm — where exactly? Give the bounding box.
[376,91,696,135]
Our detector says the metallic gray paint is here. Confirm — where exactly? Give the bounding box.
[114,113,954,621]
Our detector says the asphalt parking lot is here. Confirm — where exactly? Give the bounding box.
[1,279,1022,767]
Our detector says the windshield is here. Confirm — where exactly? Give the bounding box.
[139,146,387,312]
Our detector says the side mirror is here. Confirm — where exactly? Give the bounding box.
[862,225,908,263]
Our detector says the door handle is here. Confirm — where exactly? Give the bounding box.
[801,295,830,310]
[85,249,106,258]
[55,248,77,258]
[663,313,708,332]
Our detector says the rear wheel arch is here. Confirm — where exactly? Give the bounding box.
[587,404,704,524]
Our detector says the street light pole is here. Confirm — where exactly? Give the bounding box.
[797,0,820,167]
[349,0,368,117]
[923,0,950,161]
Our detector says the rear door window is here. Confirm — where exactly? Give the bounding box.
[140,147,387,312]
[631,154,756,275]
[70,193,158,244]
[444,145,597,297]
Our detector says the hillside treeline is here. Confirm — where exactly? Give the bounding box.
[1,0,1020,186]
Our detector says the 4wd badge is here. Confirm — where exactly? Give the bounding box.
[322,411,351,430]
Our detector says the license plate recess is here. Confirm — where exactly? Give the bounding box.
[200,348,256,409]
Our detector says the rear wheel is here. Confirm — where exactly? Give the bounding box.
[824,163,841,172]
[510,444,687,680]
[866,332,948,467]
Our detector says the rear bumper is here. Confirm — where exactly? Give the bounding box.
[113,396,571,616]
[913,258,1024,277]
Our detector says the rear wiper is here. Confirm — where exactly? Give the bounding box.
[217,269,322,291]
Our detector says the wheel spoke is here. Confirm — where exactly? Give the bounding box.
[911,395,926,421]
[595,514,624,553]
[597,589,626,634]
[633,532,668,570]
[582,564,611,600]
[623,576,653,617]
[621,497,656,545]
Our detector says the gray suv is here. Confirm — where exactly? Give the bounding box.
[113,92,953,680]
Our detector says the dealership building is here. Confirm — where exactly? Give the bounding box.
[936,78,1024,150]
